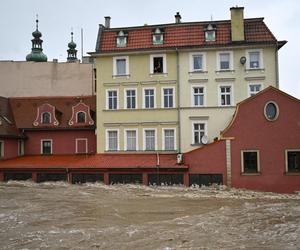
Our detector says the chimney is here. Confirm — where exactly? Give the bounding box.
[175,12,181,23]
[104,16,111,29]
[230,6,245,42]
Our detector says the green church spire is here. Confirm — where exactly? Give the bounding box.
[26,16,48,62]
[67,31,78,62]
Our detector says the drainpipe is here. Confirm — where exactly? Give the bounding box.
[275,42,279,89]
[176,48,181,153]
[156,152,160,185]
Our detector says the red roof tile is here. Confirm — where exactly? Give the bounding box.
[96,18,278,53]
[0,154,187,169]
[9,96,96,130]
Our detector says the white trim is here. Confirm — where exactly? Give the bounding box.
[0,140,4,158]
[161,86,175,108]
[264,101,279,121]
[241,150,260,173]
[143,128,157,151]
[75,111,87,123]
[216,51,234,71]
[106,89,119,110]
[124,129,138,151]
[191,84,206,107]
[285,149,300,173]
[162,128,177,151]
[150,54,167,74]
[113,56,129,77]
[218,84,234,107]
[189,52,206,72]
[124,88,138,109]
[75,138,88,154]
[248,83,263,97]
[246,49,264,70]
[191,120,208,145]
[40,139,53,155]
[142,87,156,109]
[105,129,120,151]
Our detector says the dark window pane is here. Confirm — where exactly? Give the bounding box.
[243,152,258,173]
[287,151,300,172]
[153,57,163,73]
[77,112,86,123]
[266,103,277,120]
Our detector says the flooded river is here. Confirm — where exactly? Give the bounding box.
[0,182,299,250]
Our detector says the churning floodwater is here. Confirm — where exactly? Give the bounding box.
[0,182,299,250]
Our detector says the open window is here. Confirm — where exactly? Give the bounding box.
[150,54,166,74]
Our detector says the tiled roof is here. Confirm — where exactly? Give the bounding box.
[0,154,187,169]
[0,97,22,138]
[9,96,96,129]
[96,18,279,53]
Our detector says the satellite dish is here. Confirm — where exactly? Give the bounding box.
[201,135,209,144]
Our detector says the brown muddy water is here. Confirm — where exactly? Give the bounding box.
[0,181,299,250]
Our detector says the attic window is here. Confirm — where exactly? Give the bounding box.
[77,111,86,123]
[116,30,127,47]
[204,24,216,42]
[153,28,164,45]
[42,112,51,124]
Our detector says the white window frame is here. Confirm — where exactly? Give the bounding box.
[150,54,167,74]
[218,84,234,107]
[40,139,53,155]
[18,140,24,156]
[246,49,264,70]
[113,56,129,76]
[0,140,4,158]
[191,85,206,107]
[143,87,156,109]
[75,138,88,154]
[241,150,260,174]
[216,51,233,71]
[105,129,120,151]
[285,149,300,173]
[189,52,206,72]
[191,121,208,145]
[161,87,175,108]
[124,129,138,151]
[41,111,51,124]
[76,111,87,123]
[106,89,119,110]
[143,128,157,151]
[248,83,263,97]
[162,128,176,151]
[124,88,137,109]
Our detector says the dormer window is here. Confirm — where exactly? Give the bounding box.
[204,24,216,42]
[77,111,86,123]
[42,112,51,124]
[116,30,127,47]
[152,28,164,45]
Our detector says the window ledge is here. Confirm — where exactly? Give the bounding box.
[191,143,203,146]
[149,73,168,77]
[215,70,235,73]
[218,105,235,108]
[188,70,208,74]
[112,74,130,79]
[245,68,265,72]
[284,172,300,176]
[241,172,261,176]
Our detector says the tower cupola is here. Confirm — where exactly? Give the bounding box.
[67,31,78,62]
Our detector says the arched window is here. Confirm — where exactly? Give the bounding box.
[77,111,86,123]
[42,112,51,124]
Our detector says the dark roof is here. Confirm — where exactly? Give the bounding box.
[94,18,285,53]
[0,97,22,138]
[9,96,96,130]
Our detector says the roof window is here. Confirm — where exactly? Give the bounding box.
[153,28,164,45]
[204,23,216,42]
[116,30,128,48]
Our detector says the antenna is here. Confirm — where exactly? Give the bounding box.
[210,14,213,21]
[81,28,83,62]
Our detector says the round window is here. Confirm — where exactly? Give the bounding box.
[264,101,279,121]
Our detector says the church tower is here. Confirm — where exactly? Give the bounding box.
[67,32,78,62]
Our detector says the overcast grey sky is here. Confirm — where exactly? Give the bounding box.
[1,0,299,98]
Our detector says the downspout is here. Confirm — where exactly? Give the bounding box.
[176,48,181,153]
[275,42,279,89]
[156,152,160,185]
